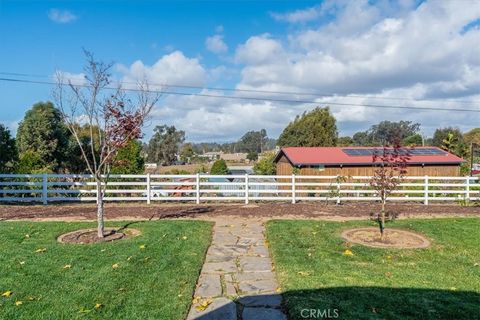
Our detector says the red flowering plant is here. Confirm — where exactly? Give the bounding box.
[370,140,410,240]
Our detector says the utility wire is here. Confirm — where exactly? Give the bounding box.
[0,76,479,113]
[1,71,479,105]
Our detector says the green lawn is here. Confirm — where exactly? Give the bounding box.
[267,218,480,320]
[0,220,212,319]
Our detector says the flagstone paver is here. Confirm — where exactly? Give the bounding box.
[187,219,285,320]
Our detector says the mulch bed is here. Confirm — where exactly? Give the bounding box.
[341,227,431,249]
[0,202,479,221]
[57,227,141,244]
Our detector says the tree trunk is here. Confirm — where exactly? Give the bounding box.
[380,199,386,241]
[96,180,105,238]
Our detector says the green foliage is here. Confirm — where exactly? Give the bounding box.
[353,120,420,146]
[0,124,17,173]
[463,128,480,146]
[63,124,102,173]
[434,128,468,157]
[253,152,276,175]
[237,129,268,153]
[210,159,229,175]
[16,102,70,172]
[147,125,185,165]
[111,140,145,174]
[180,143,195,163]
[402,134,423,146]
[247,151,258,161]
[278,107,338,147]
[15,150,53,174]
[337,136,354,146]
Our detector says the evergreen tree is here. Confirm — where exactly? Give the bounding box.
[278,107,338,147]
[0,124,17,173]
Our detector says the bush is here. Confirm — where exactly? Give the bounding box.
[210,159,229,175]
[253,152,276,175]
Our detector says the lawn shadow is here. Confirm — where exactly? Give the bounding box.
[191,287,480,319]
[148,206,215,220]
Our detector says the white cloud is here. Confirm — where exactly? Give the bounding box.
[271,5,321,23]
[118,51,207,87]
[235,34,284,65]
[205,35,228,54]
[48,9,77,24]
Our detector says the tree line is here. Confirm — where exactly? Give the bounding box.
[1,104,478,175]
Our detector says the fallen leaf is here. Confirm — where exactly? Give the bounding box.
[112,263,119,269]
[79,308,92,314]
[19,261,25,265]
[1,291,12,298]
[63,264,72,269]
[15,301,22,306]
[385,272,392,278]
[343,249,354,256]
[25,234,30,238]
[94,303,103,309]
[139,244,146,249]
[195,299,212,311]
[182,236,188,240]
[35,248,46,253]
[450,287,457,291]
[192,296,200,304]
[276,287,282,293]
[127,256,133,261]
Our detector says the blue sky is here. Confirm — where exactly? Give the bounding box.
[0,0,479,142]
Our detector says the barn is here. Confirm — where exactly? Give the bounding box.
[274,147,464,177]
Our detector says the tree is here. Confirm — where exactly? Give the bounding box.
[402,134,423,146]
[247,152,258,161]
[147,125,185,165]
[54,50,158,238]
[64,124,102,173]
[15,150,52,174]
[278,107,337,147]
[253,152,276,175]
[369,142,409,240]
[464,128,480,146]
[210,159,229,175]
[237,129,268,153]
[111,140,145,174]
[180,143,195,163]
[433,127,467,157]
[353,121,420,146]
[16,101,70,172]
[337,136,354,146]
[0,124,17,173]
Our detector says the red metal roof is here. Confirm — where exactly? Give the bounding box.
[276,147,464,166]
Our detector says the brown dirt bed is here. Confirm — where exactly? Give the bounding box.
[57,227,141,244]
[341,227,431,249]
[0,202,479,221]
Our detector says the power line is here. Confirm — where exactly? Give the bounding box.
[1,76,479,114]
[1,71,479,105]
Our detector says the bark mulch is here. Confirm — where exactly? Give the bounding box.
[0,202,479,221]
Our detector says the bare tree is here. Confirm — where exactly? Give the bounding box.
[370,141,410,240]
[54,50,159,238]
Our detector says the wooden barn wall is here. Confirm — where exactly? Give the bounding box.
[275,155,461,177]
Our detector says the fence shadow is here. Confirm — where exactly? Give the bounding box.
[191,286,480,319]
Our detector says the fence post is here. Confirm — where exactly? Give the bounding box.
[466,176,470,203]
[336,176,341,205]
[291,174,296,204]
[146,173,151,205]
[245,174,249,204]
[424,176,429,205]
[42,173,48,205]
[196,173,200,204]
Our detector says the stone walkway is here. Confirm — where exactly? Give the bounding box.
[187,219,286,320]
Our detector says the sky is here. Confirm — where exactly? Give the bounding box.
[0,0,479,143]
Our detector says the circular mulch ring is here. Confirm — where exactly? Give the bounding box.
[341,227,430,249]
[57,227,141,244]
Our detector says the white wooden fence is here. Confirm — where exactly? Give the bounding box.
[0,174,478,205]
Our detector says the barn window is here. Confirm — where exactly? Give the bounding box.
[316,165,325,171]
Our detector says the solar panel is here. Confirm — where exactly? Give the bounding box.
[342,148,447,156]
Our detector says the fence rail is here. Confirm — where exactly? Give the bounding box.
[0,174,478,205]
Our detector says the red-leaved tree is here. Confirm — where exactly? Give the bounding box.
[370,141,410,240]
[54,50,159,238]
